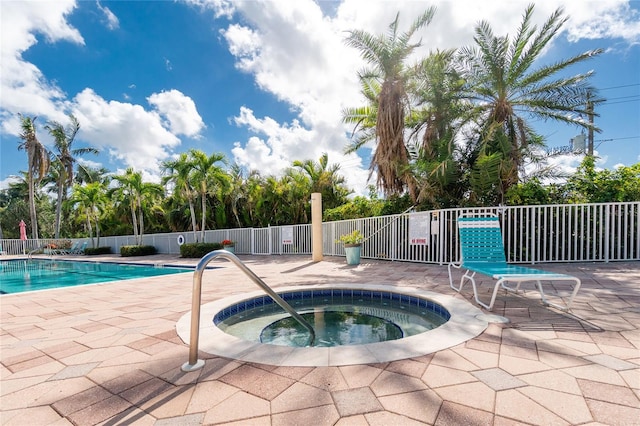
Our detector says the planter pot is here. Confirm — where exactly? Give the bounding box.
[344,244,361,265]
[223,245,235,254]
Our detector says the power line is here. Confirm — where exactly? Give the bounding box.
[599,83,640,91]
[605,95,640,101]
[594,136,640,142]
[602,99,640,105]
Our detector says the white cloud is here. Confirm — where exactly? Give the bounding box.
[96,1,119,30]
[0,0,82,126]
[183,0,235,19]
[230,107,369,192]
[77,158,103,171]
[0,175,21,191]
[71,89,181,175]
[147,89,205,137]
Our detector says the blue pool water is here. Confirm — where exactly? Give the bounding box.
[0,259,192,294]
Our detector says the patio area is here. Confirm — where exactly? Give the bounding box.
[1,254,639,425]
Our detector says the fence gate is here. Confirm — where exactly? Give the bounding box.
[251,228,271,255]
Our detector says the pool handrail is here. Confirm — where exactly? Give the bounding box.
[181,249,316,372]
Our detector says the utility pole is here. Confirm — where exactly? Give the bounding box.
[587,92,594,156]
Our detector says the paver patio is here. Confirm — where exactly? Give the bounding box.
[1,254,638,425]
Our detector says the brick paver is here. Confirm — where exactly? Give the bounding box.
[1,254,639,425]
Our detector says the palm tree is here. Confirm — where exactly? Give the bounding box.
[69,182,108,248]
[342,77,380,153]
[459,4,602,202]
[45,114,99,238]
[408,50,466,207]
[245,170,265,226]
[344,8,436,199]
[293,153,351,210]
[111,168,164,245]
[75,165,111,185]
[162,153,198,239]
[17,115,50,239]
[224,163,248,228]
[188,149,229,242]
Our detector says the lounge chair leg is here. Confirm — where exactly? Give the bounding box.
[469,276,494,310]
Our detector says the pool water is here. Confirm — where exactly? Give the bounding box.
[215,289,450,347]
[260,309,404,347]
[0,259,192,294]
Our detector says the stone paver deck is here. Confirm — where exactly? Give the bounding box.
[1,254,638,425]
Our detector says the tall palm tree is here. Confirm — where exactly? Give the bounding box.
[188,149,229,242]
[344,8,436,199]
[459,4,602,202]
[224,163,248,228]
[17,115,50,239]
[162,153,198,239]
[408,50,466,207]
[111,168,164,245]
[245,170,265,227]
[69,182,108,248]
[45,114,99,238]
[342,77,380,153]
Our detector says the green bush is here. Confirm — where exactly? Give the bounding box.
[180,242,223,258]
[120,245,157,257]
[84,246,112,256]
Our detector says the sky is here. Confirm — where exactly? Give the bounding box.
[1,0,639,196]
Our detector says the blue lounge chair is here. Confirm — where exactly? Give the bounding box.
[448,214,581,311]
[53,242,79,255]
[70,242,87,255]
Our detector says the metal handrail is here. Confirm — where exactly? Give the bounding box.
[181,250,315,372]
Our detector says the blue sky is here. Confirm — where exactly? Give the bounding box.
[1,0,639,195]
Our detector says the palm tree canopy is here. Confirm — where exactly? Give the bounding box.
[344,8,436,199]
[459,4,602,202]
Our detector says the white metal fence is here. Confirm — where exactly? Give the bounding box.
[1,202,638,264]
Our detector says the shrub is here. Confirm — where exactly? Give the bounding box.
[84,246,112,256]
[338,230,364,245]
[180,242,223,258]
[120,245,157,257]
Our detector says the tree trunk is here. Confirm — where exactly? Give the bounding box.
[130,201,139,245]
[87,216,94,248]
[189,199,198,242]
[200,192,206,242]
[28,168,39,240]
[137,199,144,246]
[54,179,64,239]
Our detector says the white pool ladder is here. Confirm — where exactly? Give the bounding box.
[181,250,315,372]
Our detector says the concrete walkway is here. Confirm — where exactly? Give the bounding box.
[1,255,638,425]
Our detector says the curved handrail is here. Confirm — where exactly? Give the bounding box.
[27,247,42,260]
[182,250,315,372]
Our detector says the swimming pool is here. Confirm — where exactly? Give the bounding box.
[0,259,192,294]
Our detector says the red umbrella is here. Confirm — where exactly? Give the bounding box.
[19,220,27,240]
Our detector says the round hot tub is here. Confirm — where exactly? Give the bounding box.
[176,284,489,366]
[215,288,450,347]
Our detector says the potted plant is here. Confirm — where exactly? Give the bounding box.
[338,230,364,265]
[221,239,235,253]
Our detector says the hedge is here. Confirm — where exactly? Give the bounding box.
[120,245,157,257]
[180,242,223,258]
[84,246,112,256]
